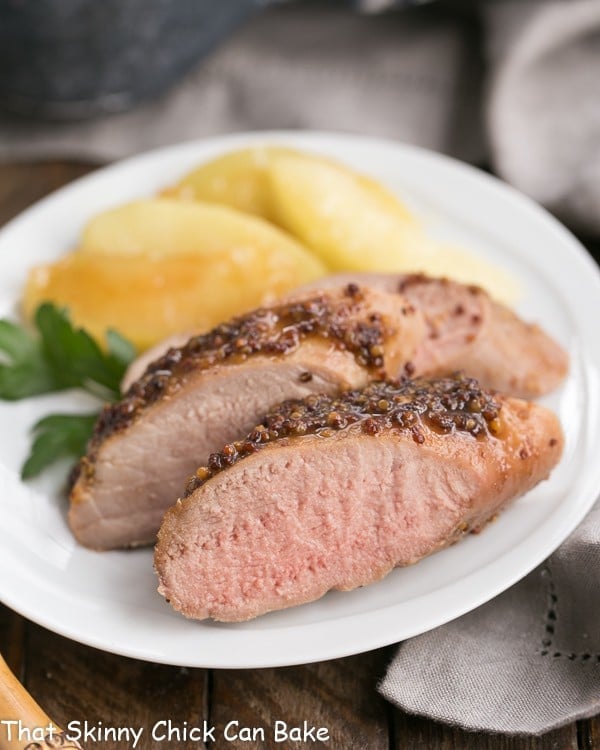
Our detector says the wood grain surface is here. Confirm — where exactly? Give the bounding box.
[0,161,598,750]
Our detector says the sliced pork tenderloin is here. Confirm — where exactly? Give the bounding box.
[155,374,563,622]
[69,285,423,550]
[295,273,568,398]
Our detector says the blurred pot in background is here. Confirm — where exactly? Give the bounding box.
[0,0,256,119]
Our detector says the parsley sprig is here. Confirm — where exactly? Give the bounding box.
[0,303,135,400]
[21,413,99,480]
[0,304,136,478]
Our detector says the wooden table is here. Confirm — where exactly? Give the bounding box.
[1,161,598,750]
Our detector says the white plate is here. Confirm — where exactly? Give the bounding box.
[1,132,599,669]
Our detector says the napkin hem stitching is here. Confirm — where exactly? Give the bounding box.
[539,565,600,663]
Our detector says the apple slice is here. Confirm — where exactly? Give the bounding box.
[268,153,519,302]
[164,146,295,222]
[79,197,321,262]
[268,152,424,272]
[26,200,326,350]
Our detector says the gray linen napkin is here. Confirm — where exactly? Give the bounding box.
[380,498,600,734]
[486,0,600,236]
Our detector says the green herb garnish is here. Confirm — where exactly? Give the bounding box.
[21,413,99,480]
[0,303,135,401]
[0,304,136,478]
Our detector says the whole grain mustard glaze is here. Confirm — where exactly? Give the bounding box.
[186,373,501,494]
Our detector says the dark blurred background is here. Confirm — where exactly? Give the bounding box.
[0,0,598,242]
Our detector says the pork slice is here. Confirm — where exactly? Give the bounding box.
[294,273,568,397]
[155,375,563,622]
[69,285,424,550]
